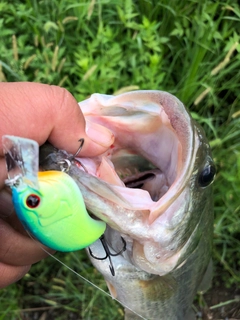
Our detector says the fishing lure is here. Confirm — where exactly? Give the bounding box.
[2,137,143,317]
[2,135,106,252]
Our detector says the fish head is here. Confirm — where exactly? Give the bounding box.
[69,90,216,275]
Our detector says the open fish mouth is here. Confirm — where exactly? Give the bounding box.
[76,90,195,223]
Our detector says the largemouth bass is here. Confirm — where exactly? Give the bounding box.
[39,90,215,320]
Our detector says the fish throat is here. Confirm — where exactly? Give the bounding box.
[114,156,171,202]
[97,112,182,204]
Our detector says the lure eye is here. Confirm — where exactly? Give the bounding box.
[26,194,41,208]
[198,164,216,188]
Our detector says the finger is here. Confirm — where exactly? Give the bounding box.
[0,262,30,289]
[0,218,54,266]
[0,82,114,157]
[0,157,7,189]
[0,187,14,218]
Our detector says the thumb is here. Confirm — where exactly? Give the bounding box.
[48,85,114,156]
[0,82,114,157]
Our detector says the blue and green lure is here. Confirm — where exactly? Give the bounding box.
[2,135,106,252]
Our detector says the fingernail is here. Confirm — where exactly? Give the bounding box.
[86,121,114,147]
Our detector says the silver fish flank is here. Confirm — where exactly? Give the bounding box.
[40,90,215,320]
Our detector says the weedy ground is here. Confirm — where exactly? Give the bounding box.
[0,0,240,319]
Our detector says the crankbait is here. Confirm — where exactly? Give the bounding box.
[2,135,106,252]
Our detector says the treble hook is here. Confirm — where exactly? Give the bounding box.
[58,138,87,172]
[72,138,84,157]
[89,235,126,276]
[71,138,88,172]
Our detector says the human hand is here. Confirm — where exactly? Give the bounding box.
[0,82,114,288]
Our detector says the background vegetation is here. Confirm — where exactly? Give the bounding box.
[0,0,240,319]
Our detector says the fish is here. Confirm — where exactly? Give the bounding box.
[38,90,216,320]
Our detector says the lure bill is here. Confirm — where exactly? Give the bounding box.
[3,135,39,190]
[2,135,106,252]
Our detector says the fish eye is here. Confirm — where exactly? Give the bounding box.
[198,164,216,188]
[26,194,41,208]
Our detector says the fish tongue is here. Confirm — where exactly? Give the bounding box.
[123,169,169,202]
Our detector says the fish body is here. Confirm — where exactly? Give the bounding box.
[40,90,215,319]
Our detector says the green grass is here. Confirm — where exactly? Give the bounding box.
[0,0,240,319]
